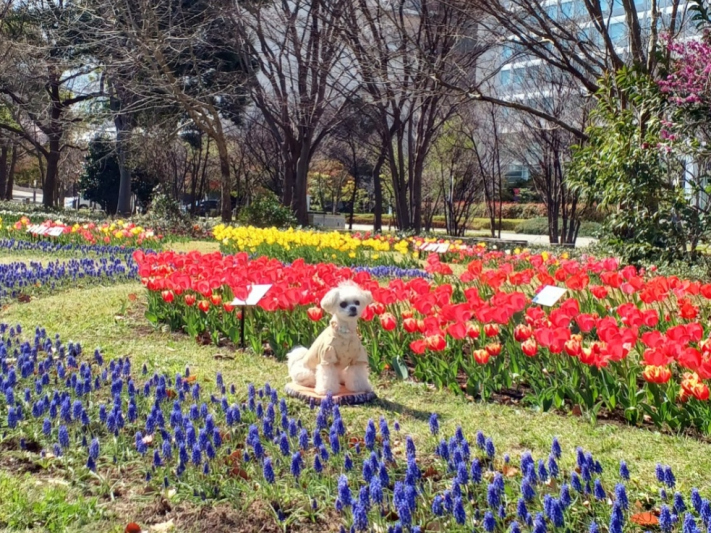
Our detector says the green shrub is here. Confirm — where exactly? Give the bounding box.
[468,218,522,231]
[238,191,296,228]
[515,217,601,237]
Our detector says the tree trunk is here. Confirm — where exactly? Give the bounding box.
[0,145,7,200]
[216,137,232,223]
[372,151,385,233]
[115,113,133,216]
[412,156,424,234]
[5,143,18,200]
[293,141,311,226]
[43,144,60,209]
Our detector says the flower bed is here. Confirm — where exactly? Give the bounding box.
[0,216,162,247]
[137,248,711,435]
[0,323,707,532]
[0,239,139,302]
[213,225,511,267]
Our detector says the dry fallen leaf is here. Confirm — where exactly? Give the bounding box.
[631,512,659,526]
[150,519,175,532]
[423,465,439,479]
[128,293,138,301]
[503,465,520,477]
[230,466,250,480]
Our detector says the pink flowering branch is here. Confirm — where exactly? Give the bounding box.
[658,32,711,106]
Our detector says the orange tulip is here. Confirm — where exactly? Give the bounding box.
[680,372,710,401]
[473,349,490,365]
[486,342,502,357]
[642,365,671,384]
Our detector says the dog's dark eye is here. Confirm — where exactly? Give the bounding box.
[354,300,360,306]
[340,302,348,308]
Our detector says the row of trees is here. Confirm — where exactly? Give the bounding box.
[0,0,705,249]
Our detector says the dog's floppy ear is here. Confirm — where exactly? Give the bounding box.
[361,289,373,307]
[320,287,341,315]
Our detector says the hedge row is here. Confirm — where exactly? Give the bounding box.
[514,217,602,238]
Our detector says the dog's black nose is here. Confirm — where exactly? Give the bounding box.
[348,308,358,317]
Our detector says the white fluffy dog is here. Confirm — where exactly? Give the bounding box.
[287,282,373,395]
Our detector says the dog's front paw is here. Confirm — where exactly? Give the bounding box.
[314,385,335,397]
[360,382,373,393]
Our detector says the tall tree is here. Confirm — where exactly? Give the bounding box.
[103,0,256,221]
[0,0,104,207]
[231,0,348,225]
[340,0,479,232]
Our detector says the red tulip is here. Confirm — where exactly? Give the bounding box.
[575,314,596,333]
[425,334,446,352]
[371,302,386,315]
[361,305,375,321]
[484,324,500,337]
[223,303,235,313]
[521,339,537,357]
[589,285,609,299]
[210,294,222,307]
[410,339,427,355]
[198,300,210,313]
[403,318,418,333]
[513,324,532,342]
[447,322,467,340]
[380,313,397,331]
[679,300,699,320]
[564,338,582,357]
[466,322,480,339]
[184,294,196,307]
[161,290,174,303]
[307,307,324,321]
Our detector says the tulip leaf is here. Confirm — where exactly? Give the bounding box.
[392,356,408,380]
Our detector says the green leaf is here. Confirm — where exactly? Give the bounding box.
[392,356,409,380]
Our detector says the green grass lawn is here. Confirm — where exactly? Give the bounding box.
[1,243,711,531]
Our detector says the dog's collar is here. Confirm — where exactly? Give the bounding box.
[330,319,353,335]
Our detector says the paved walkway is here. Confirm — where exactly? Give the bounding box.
[347,223,597,248]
